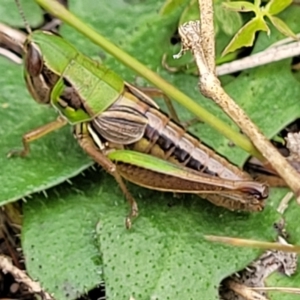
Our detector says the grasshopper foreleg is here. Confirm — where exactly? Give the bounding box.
[7,116,67,157]
[74,123,138,228]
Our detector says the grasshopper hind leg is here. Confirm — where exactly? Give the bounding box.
[74,122,138,228]
[201,193,265,212]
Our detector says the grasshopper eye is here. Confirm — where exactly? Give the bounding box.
[25,42,43,77]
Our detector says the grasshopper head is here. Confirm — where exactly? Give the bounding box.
[23,35,59,105]
[14,0,59,105]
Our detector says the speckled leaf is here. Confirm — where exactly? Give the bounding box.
[22,170,104,300]
[23,168,287,300]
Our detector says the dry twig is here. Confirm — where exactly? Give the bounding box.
[277,192,294,214]
[217,35,300,76]
[225,281,268,300]
[174,0,300,202]
[197,1,215,72]
[0,255,53,300]
[251,286,300,294]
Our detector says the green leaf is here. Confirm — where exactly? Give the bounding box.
[268,15,298,39]
[266,0,293,15]
[22,170,104,300]
[159,0,189,15]
[254,0,262,7]
[179,0,200,26]
[222,1,257,13]
[1,0,43,28]
[0,57,93,206]
[222,17,269,56]
[215,2,243,36]
[23,169,286,300]
[252,5,300,52]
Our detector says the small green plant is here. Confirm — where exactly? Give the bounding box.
[222,0,297,55]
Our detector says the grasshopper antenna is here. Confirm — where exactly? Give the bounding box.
[15,0,32,34]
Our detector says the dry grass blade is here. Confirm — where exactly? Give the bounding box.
[277,191,294,214]
[204,235,300,253]
[227,281,268,300]
[251,286,300,294]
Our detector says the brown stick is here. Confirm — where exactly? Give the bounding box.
[0,255,53,300]
[198,1,215,73]
[175,16,300,202]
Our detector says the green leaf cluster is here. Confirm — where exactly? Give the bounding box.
[222,0,297,55]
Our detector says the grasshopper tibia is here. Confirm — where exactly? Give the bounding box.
[135,86,181,124]
[74,122,138,228]
[131,85,200,129]
[7,116,67,158]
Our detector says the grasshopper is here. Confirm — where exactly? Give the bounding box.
[4,0,268,227]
